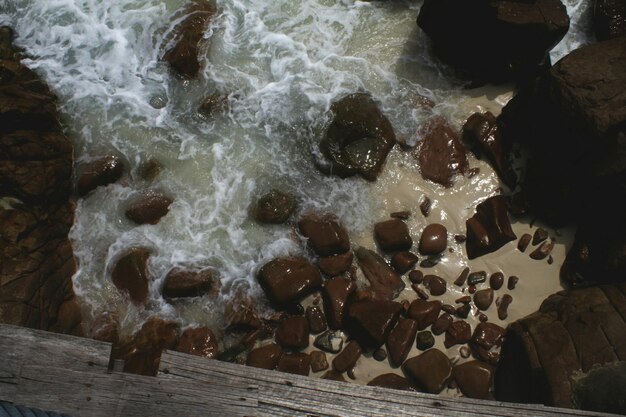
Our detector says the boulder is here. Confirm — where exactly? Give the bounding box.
[125,190,173,225]
[386,318,419,367]
[175,326,219,358]
[465,195,517,259]
[374,219,413,252]
[417,0,569,82]
[402,349,452,394]
[408,299,442,330]
[162,267,219,299]
[594,0,626,40]
[77,155,124,196]
[318,92,396,181]
[367,373,418,391]
[355,247,405,300]
[318,251,353,276]
[252,189,296,224]
[332,340,362,372]
[454,360,494,399]
[162,0,216,78]
[298,212,350,257]
[257,256,322,306]
[413,118,468,187]
[275,316,309,350]
[246,343,283,370]
[276,352,310,376]
[347,299,403,348]
[322,277,356,329]
[110,248,150,305]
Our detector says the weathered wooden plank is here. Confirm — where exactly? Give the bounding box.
[159,350,615,417]
[11,365,258,417]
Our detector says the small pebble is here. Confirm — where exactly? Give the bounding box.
[530,240,554,260]
[391,211,411,220]
[468,271,487,286]
[454,234,467,243]
[456,304,471,319]
[442,304,456,314]
[468,285,477,294]
[517,234,532,252]
[412,285,430,300]
[373,348,387,361]
[454,267,470,287]
[424,275,447,296]
[401,299,410,314]
[507,276,519,290]
[455,295,471,304]
[548,255,554,265]
[532,228,549,246]
[420,197,432,217]
[310,351,329,373]
[416,331,435,350]
[347,367,357,380]
[408,270,424,284]
[497,294,513,320]
[419,224,447,255]
[489,272,504,290]
[478,313,488,322]
[460,346,471,359]
[474,288,494,311]
[420,257,440,268]
[431,313,453,335]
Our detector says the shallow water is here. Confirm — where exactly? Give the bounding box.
[2,0,590,383]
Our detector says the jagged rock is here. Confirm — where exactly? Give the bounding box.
[318,92,396,181]
[387,318,419,367]
[319,251,353,277]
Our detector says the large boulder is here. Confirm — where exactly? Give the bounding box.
[257,256,322,306]
[298,212,350,257]
[110,248,151,305]
[417,0,569,82]
[318,92,396,181]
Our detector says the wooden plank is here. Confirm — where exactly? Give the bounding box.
[10,365,257,417]
[159,350,615,417]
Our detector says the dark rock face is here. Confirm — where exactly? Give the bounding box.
[319,251,353,277]
[465,195,516,259]
[110,248,151,305]
[276,316,310,350]
[594,0,626,40]
[417,0,569,82]
[355,247,405,300]
[175,326,219,358]
[162,0,216,78]
[77,156,124,196]
[257,256,322,306]
[454,360,494,399]
[572,361,626,415]
[0,28,82,334]
[367,373,418,391]
[162,267,219,299]
[246,343,283,370]
[252,189,296,224]
[374,219,413,252]
[124,190,173,225]
[298,213,350,257]
[322,277,356,329]
[413,118,468,187]
[402,349,452,394]
[332,340,362,372]
[495,284,626,408]
[347,299,403,348]
[386,318,419,367]
[318,92,396,181]
[462,112,516,187]
[276,352,310,376]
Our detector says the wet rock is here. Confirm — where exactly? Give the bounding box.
[518,233,532,252]
[456,303,471,319]
[419,256,440,268]
[116,317,180,376]
[306,305,327,334]
[318,92,396,181]
[497,294,513,320]
[507,276,519,290]
[423,275,447,296]
[162,1,216,78]
[489,272,504,290]
[298,212,350,257]
[257,256,322,306]
[373,348,388,361]
[318,252,353,277]
[276,316,309,350]
[322,370,347,382]
[355,247,405,300]
[175,326,219,358]
[474,288,494,311]
[391,251,419,274]
[136,158,163,182]
[417,0,569,82]
[445,320,472,348]
[530,240,555,260]
[532,228,549,246]
[310,350,329,372]
[246,343,283,370]
[594,0,626,40]
[431,313,453,336]
[418,223,447,255]
[198,94,229,117]
[276,352,310,376]
[162,267,218,299]
[110,248,150,305]
[374,219,413,252]
[333,340,363,372]
[314,330,344,354]
[467,271,487,286]
[454,267,470,287]
[225,292,261,331]
[77,155,124,196]
[420,197,432,217]
[462,111,516,187]
[347,299,403,348]
[465,195,517,259]
[413,118,468,187]
[408,299,442,330]
[252,189,296,224]
[470,322,505,365]
[454,360,494,399]
[125,190,173,225]
[408,269,424,284]
[367,373,418,391]
[412,285,430,300]
[416,331,435,351]
[402,349,452,394]
[454,234,467,243]
[322,277,356,329]
[391,211,411,220]
[387,318,419,366]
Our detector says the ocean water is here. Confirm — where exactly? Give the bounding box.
[1,0,591,347]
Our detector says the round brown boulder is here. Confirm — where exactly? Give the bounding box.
[175,326,219,358]
[252,189,296,224]
[77,155,124,196]
[110,248,150,305]
[298,212,350,257]
[125,190,173,225]
[257,256,322,306]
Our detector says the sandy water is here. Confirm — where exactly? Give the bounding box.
[1,0,592,386]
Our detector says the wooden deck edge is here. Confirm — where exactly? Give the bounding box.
[0,324,618,417]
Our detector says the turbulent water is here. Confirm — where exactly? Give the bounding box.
[1,0,592,338]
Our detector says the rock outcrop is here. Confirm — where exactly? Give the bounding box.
[0,27,81,335]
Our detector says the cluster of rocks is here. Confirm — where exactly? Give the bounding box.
[0,27,81,334]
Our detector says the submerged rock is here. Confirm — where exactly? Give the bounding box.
[252,189,296,224]
[125,190,173,225]
[257,256,322,306]
[162,267,219,299]
[110,248,150,305]
[318,92,396,181]
[77,155,124,196]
